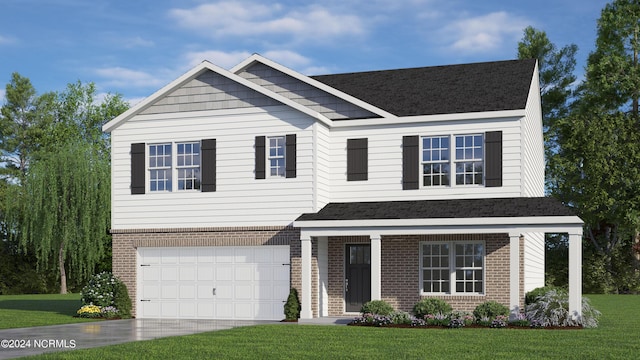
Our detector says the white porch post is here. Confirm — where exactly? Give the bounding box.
[509,232,521,318]
[370,234,381,300]
[301,235,313,319]
[568,230,583,319]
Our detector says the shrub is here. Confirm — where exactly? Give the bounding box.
[81,272,132,319]
[101,306,120,319]
[525,289,601,328]
[473,300,509,322]
[525,286,562,305]
[360,300,394,316]
[77,305,102,318]
[424,313,449,327]
[351,313,392,326]
[284,288,301,320]
[412,298,452,318]
[450,310,474,327]
[508,312,530,327]
[490,315,508,328]
[390,311,413,325]
[113,281,132,318]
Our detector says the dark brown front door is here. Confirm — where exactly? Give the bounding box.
[345,244,371,312]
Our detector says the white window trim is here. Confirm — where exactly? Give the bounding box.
[147,141,201,193]
[419,240,486,296]
[267,135,286,178]
[419,134,485,189]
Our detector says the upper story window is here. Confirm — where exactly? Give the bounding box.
[420,134,483,187]
[149,144,172,192]
[420,241,484,295]
[177,142,201,190]
[148,142,201,192]
[268,136,286,177]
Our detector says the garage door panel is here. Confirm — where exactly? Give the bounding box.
[139,246,289,320]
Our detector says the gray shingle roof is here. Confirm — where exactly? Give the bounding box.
[295,197,576,222]
[311,59,536,117]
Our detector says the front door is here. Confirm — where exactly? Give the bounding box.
[345,244,371,312]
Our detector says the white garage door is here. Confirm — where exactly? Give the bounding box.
[138,246,290,320]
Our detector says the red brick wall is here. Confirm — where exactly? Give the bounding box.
[322,233,511,315]
[111,226,299,317]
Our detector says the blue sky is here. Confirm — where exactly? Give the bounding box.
[0,0,606,105]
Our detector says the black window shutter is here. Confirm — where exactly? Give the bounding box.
[285,134,297,178]
[347,138,368,181]
[201,139,216,192]
[402,135,419,190]
[255,136,266,179]
[485,131,503,187]
[131,143,146,194]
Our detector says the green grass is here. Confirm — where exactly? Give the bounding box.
[23,294,640,359]
[0,294,98,329]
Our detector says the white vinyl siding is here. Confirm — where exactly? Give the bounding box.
[110,106,314,229]
[329,118,523,202]
[523,232,546,292]
[521,63,545,197]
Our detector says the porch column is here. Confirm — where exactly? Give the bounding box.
[301,235,313,319]
[509,232,521,318]
[370,234,381,300]
[568,230,583,319]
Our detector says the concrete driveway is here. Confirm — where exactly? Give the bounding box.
[0,319,276,359]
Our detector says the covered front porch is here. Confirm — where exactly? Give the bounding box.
[293,198,584,320]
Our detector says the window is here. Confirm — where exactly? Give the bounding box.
[422,136,450,186]
[268,136,286,177]
[148,142,201,192]
[177,142,201,190]
[149,144,172,192]
[420,134,483,187]
[420,241,484,295]
[455,134,483,185]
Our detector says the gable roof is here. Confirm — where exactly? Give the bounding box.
[311,59,537,117]
[295,197,576,222]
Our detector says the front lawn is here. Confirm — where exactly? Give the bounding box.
[24,294,640,359]
[0,294,98,329]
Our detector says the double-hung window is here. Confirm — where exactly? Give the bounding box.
[421,134,484,187]
[268,136,286,177]
[421,241,485,295]
[148,142,201,192]
[149,144,172,192]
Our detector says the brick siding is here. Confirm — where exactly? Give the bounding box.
[322,233,513,315]
[111,226,299,318]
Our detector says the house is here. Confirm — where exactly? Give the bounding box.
[102,54,584,321]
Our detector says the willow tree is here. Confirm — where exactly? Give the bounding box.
[15,141,110,293]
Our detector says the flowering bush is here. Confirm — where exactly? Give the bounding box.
[77,305,102,318]
[424,312,450,327]
[81,272,132,318]
[101,306,120,319]
[509,312,531,327]
[412,298,452,319]
[473,301,509,322]
[490,315,508,328]
[390,311,413,325]
[450,311,474,327]
[352,313,393,326]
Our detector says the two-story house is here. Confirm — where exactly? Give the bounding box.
[103,54,584,321]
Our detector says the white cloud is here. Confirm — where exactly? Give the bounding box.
[93,67,167,88]
[440,12,529,54]
[0,34,15,45]
[168,2,365,42]
[184,50,253,69]
[121,36,154,49]
[0,89,5,103]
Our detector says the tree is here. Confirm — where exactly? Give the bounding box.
[0,73,56,183]
[551,0,640,292]
[14,141,111,294]
[5,81,128,293]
